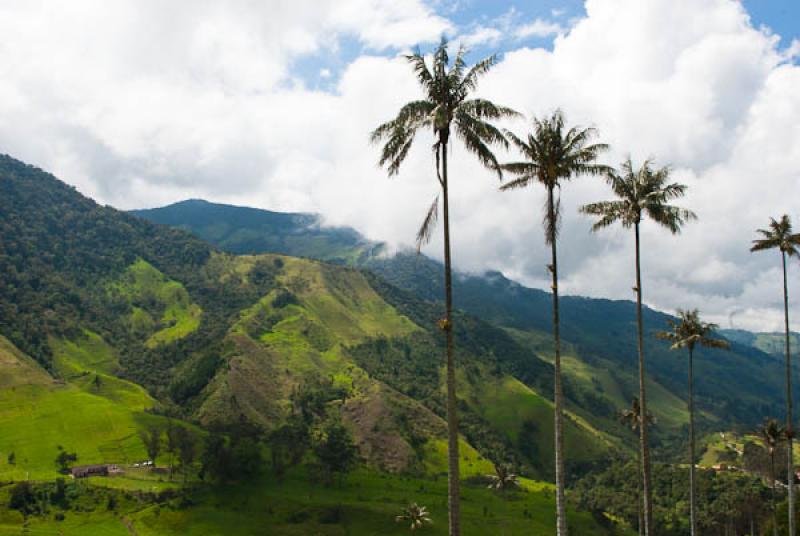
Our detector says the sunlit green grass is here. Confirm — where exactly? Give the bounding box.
[4,467,626,535]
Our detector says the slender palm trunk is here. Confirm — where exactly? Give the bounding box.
[634,222,653,535]
[548,186,568,536]
[636,438,643,536]
[772,450,778,536]
[688,346,697,536]
[783,250,796,536]
[441,141,461,536]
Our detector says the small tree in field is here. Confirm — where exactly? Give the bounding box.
[55,448,77,473]
[139,425,162,468]
[174,426,197,483]
[314,421,357,486]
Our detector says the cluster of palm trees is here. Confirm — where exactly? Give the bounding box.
[371,38,797,536]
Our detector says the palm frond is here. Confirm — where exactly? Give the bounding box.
[415,195,440,253]
[460,98,520,121]
[543,187,561,245]
[405,50,435,99]
[459,54,497,94]
[580,201,628,231]
[455,112,504,176]
[499,174,535,191]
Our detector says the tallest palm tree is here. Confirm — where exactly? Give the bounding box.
[751,214,800,536]
[499,111,608,536]
[580,158,696,536]
[370,38,517,536]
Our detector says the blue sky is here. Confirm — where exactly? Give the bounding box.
[298,0,799,91]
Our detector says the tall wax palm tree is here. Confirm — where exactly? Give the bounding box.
[751,214,800,536]
[620,398,656,536]
[370,38,518,536]
[759,418,787,536]
[580,157,696,536]
[499,110,608,536]
[657,309,730,536]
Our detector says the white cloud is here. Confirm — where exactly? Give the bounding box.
[462,25,503,47]
[0,0,798,333]
[514,19,565,39]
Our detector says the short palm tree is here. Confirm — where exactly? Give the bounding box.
[396,503,433,531]
[580,157,696,536]
[751,214,800,536]
[486,463,520,492]
[371,37,518,536]
[657,309,729,536]
[619,398,655,536]
[499,110,608,536]
[759,418,787,536]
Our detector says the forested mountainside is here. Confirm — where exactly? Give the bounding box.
[137,199,789,446]
[0,154,783,534]
[0,154,612,479]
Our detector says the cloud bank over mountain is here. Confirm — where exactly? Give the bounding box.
[0,0,797,330]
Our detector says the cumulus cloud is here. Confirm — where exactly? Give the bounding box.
[0,0,798,332]
[514,19,565,39]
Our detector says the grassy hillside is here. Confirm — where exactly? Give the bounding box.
[193,254,579,476]
[106,258,202,348]
[0,336,166,481]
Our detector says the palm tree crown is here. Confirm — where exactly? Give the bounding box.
[500,110,609,243]
[760,418,787,454]
[396,503,433,531]
[580,157,696,233]
[370,38,518,249]
[486,463,520,491]
[751,215,800,255]
[619,397,656,432]
[656,309,730,353]
[371,38,517,168]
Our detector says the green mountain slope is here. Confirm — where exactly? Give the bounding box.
[721,328,800,358]
[134,199,788,453]
[0,155,630,534]
[0,154,608,477]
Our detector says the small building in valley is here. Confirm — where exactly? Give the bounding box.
[71,464,124,478]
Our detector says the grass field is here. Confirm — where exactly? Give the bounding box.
[0,467,629,535]
[0,335,175,483]
[463,372,610,477]
[505,327,692,434]
[106,258,202,348]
